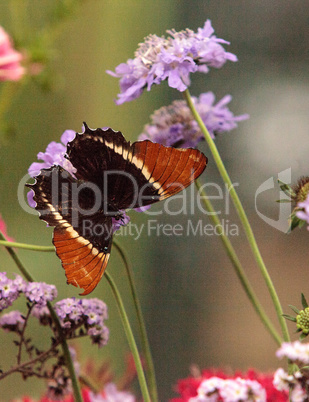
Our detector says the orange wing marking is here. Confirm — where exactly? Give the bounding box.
[53,226,110,295]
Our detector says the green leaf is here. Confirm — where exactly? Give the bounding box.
[282,314,297,322]
[289,215,303,232]
[278,179,296,198]
[301,293,309,309]
[289,305,300,314]
[300,332,308,340]
[276,199,292,203]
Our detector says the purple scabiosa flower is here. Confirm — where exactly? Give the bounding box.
[27,129,76,208]
[0,26,25,81]
[28,129,76,177]
[0,272,26,311]
[107,20,237,104]
[24,281,57,306]
[139,92,248,148]
[0,310,25,332]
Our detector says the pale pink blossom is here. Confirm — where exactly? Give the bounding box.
[0,26,25,81]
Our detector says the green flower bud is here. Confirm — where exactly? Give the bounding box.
[296,308,309,335]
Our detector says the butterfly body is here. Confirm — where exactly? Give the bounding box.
[27,124,207,295]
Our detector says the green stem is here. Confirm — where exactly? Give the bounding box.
[0,240,54,252]
[113,239,158,402]
[47,301,83,402]
[195,179,282,345]
[104,271,151,402]
[0,231,83,402]
[183,88,290,343]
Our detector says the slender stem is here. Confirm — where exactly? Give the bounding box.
[47,301,83,402]
[195,179,282,345]
[104,271,151,402]
[0,240,54,252]
[17,304,34,365]
[183,88,290,343]
[113,239,158,402]
[0,338,61,381]
[0,231,83,402]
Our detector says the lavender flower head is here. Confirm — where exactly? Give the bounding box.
[139,92,248,148]
[24,281,57,306]
[54,297,109,347]
[0,272,26,311]
[0,310,25,332]
[0,272,57,312]
[107,20,237,104]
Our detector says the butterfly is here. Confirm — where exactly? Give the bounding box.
[27,124,207,295]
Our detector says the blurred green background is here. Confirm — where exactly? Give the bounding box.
[0,1,309,400]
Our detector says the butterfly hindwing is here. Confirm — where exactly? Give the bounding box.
[27,165,113,295]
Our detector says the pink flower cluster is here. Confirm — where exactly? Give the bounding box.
[0,26,24,81]
[190,376,266,401]
[171,369,288,401]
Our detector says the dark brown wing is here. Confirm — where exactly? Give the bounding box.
[66,124,208,210]
[26,166,112,295]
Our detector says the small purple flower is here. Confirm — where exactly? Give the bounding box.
[31,304,50,321]
[0,310,25,332]
[0,272,26,311]
[27,129,77,208]
[139,92,248,148]
[107,20,237,104]
[24,281,57,306]
[83,298,108,318]
[28,129,76,177]
[54,297,109,348]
